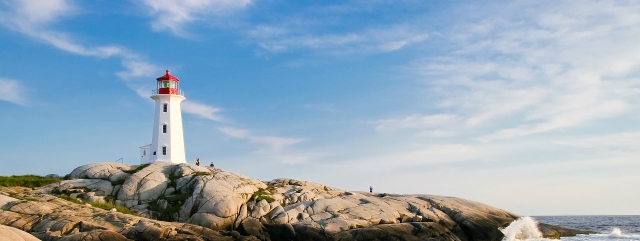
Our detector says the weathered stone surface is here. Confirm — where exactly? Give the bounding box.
[0,187,250,240]
[22,163,591,241]
[57,230,129,241]
[42,179,114,196]
[0,224,39,241]
[417,195,517,241]
[68,162,133,181]
[537,223,596,239]
[0,195,18,209]
[240,218,269,240]
[117,162,172,207]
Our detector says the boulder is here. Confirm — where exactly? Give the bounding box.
[0,195,18,209]
[45,174,60,179]
[0,225,39,241]
[240,218,269,241]
[68,162,133,180]
[117,162,172,207]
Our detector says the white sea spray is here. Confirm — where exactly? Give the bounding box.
[500,216,544,241]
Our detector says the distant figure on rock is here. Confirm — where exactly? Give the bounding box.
[195,158,200,166]
[369,186,372,193]
[210,162,214,167]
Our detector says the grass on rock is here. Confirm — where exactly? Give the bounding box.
[122,164,149,174]
[56,195,138,216]
[0,175,61,188]
[251,188,275,203]
[191,171,210,177]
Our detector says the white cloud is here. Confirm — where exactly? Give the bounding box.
[375,114,457,132]
[116,59,162,81]
[0,0,131,58]
[0,0,228,126]
[183,101,224,122]
[218,126,309,164]
[417,130,454,137]
[0,0,74,26]
[137,0,252,36]
[247,23,428,55]
[397,144,493,165]
[219,127,304,151]
[0,78,28,105]
[554,132,640,149]
[479,100,627,142]
[408,0,640,141]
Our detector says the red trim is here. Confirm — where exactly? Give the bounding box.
[156,69,179,81]
[158,88,178,95]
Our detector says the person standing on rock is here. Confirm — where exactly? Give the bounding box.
[369,186,372,193]
[195,158,200,166]
[210,162,214,167]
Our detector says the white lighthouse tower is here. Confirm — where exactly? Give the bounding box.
[140,70,187,164]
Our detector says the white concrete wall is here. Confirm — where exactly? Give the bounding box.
[148,94,186,164]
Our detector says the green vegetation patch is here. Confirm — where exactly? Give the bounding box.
[191,171,211,177]
[148,193,192,221]
[55,195,137,216]
[122,164,149,174]
[251,188,275,203]
[110,178,126,186]
[0,175,61,188]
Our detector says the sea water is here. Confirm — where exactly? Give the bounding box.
[501,216,640,241]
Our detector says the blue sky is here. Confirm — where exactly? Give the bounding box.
[1,0,638,215]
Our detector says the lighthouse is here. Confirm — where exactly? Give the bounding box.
[140,70,187,164]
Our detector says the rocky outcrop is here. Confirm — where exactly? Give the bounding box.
[1,162,592,241]
[0,186,242,240]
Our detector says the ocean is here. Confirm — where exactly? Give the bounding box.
[502,216,640,241]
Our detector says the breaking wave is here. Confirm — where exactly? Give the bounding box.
[501,217,640,241]
[500,216,544,241]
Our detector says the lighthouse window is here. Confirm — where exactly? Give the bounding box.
[163,104,167,112]
[162,147,167,155]
[162,124,167,133]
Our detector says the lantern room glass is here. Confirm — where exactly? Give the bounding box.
[157,80,179,95]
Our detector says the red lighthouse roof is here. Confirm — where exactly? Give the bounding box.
[156,70,179,81]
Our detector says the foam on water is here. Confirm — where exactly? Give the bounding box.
[500,217,544,241]
[599,227,640,240]
[609,228,624,238]
[563,228,640,241]
[500,217,640,241]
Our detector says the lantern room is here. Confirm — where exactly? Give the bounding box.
[156,70,180,95]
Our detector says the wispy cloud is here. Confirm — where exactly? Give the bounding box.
[218,126,308,164]
[0,78,28,105]
[375,114,457,132]
[248,24,428,55]
[400,0,640,142]
[0,0,130,58]
[0,0,74,28]
[0,0,155,87]
[136,0,252,37]
[0,0,227,122]
[555,132,640,149]
[219,127,304,151]
[183,101,224,122]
